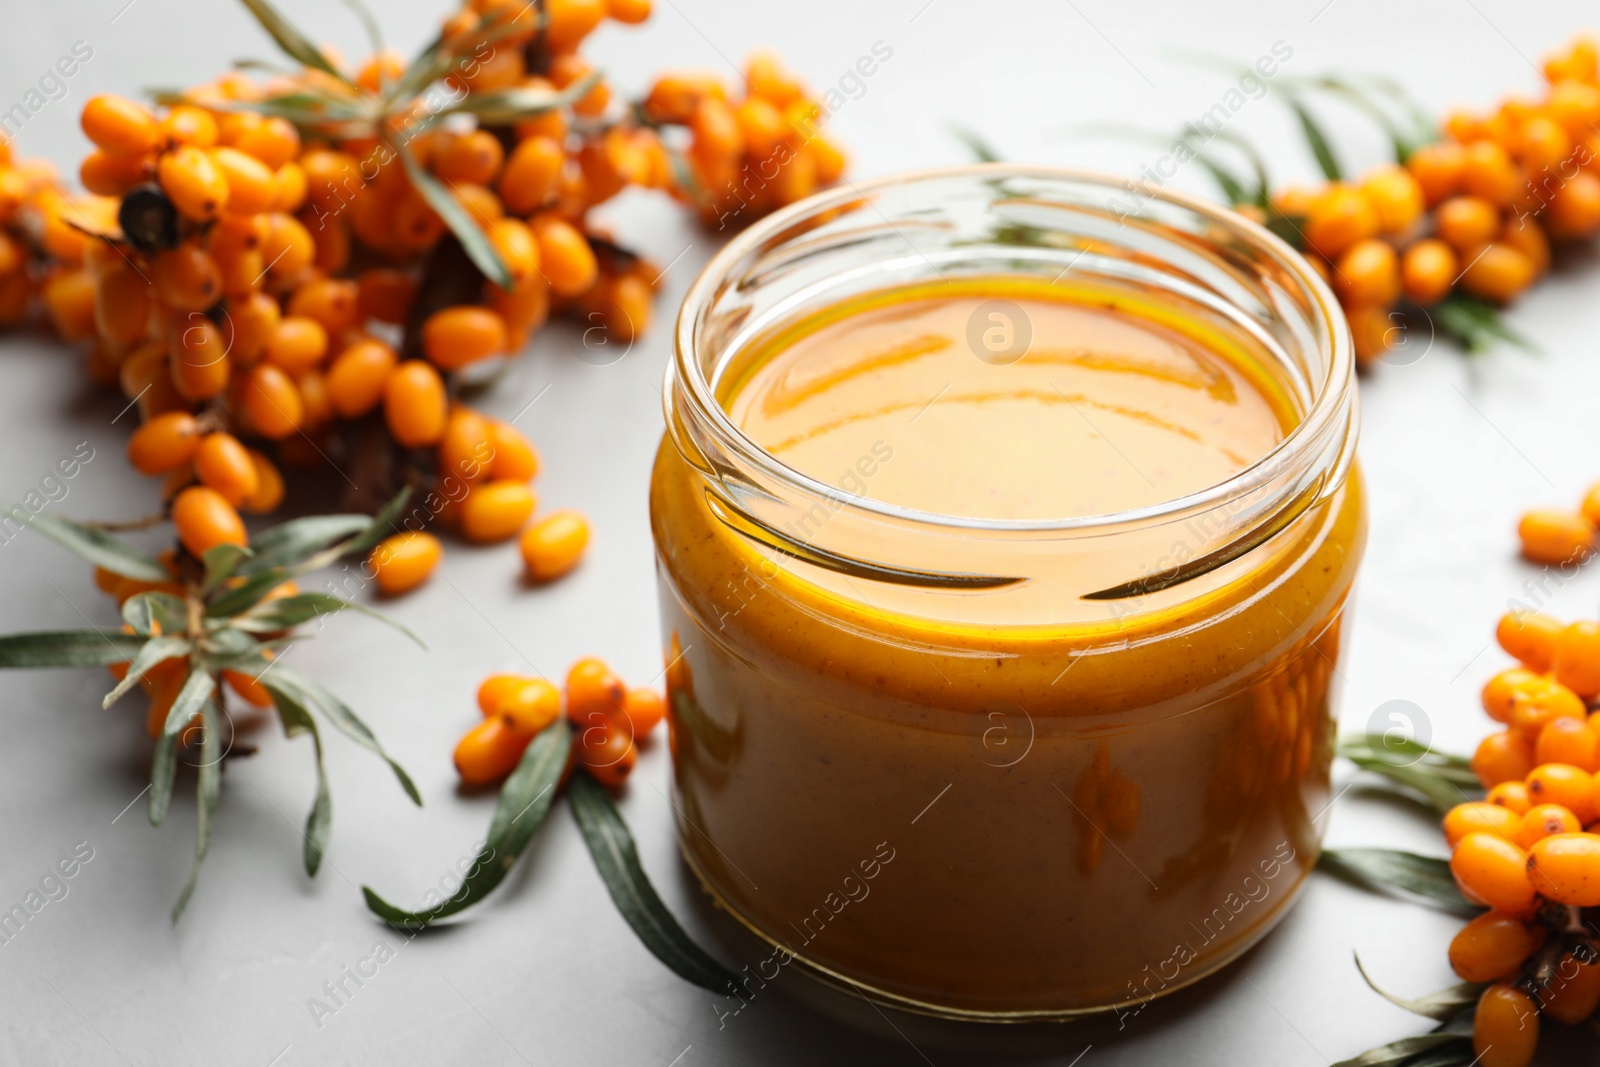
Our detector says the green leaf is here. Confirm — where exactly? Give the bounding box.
[1343,753,1476,816]
[363,720,572,927]
[171,699,221,923]
[341,489,412,559]
[121,591,187,637]
[201,543,252,593]
[1339,735,1473,774]
[1354,955,1485,1022]
[1329,1033,1473,1067]
[1284,91,1342,181]
[439,71,602,126]
[1434,292,1537,355]
[0,629,147,668]
[150,669,216,827]
[205,567,293,619]
[568,773,742,996]
[263,667,420,806]
[101,635,189,709]
[237,515,371,577]
[1318,848,1481,916]
[237,0,358,89]
[268,684,331,877]
[394,142,512,290]
[4,508,169,581]
[947,123,1001,163]
[238,592,424,648]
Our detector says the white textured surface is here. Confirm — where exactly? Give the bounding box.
[2,1,1599,1064]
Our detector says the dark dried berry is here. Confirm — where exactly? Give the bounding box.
[118,183,179,254]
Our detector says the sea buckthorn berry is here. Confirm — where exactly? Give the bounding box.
[1527,763,1597,823]
[1527,832,1600,905]
[1537,716,1599,772]
[273,161,307,213]
[1543,954,1600,1024]
[532,215,598,297]
[1460,140,1521,207]
[222,663,273,707]
[608,0,652,22]
[1546,170,1600,240]
[1332,239,1399,307]
[477,674,526,717]
[566,658,626,727]
[1460,243,1535,304]
[439,407,493,483]
[82,95,160,157]
[620,687,666,741]
[1450,832,1536,912]
[1407,141,1465,206]
[1487,781,1533,815]
[1483,667,1545,723]
[1509,679,1587,740]
[1447,910,1547,982]
[158,145,229,222]
[489,279,551,343]
[1517,803,1583,850]
[240,449,283,514]
[296,369,332,428]
[578,722,637,789]
[152,244,222,312]
[172,485,247,558]
[80,150,151,196]
[1358,165,1424,233]
[1518,509,1595,566]
[234,116,300,170]
[120,342,169,400]
[1435,196,1500,252]
[499,136,565,215]
[193,433,259,507]
[1444,801,1523,847]
[422,306,506,370]
[225,290,281,364]
[1303,185,1380,259]
[209,147,276,214]
[355,269,415,325]
[500,679,561,735]
[390,187,445,248]
[326,338,397,419]
[127,411,201,474]
[434,130,504,186]
[259,214,315,280]
[356,50,407,93]
[488,422,539,482]
[1400,239,1458,306]
[1473,730,1536,788]
[1553,620,1600,698]
[454,716,533,786]
[160,105,218,149]
[43,270,97,340]
[520,510,590,582]
[1580,481,1600,530]
[241,363,304,439]
[1520,114,1573,174]
[1473,983,1539,1067]
[299,149,360,212]
[1499,219,1550,277]
[383,361,447,448]
[369,531,442,596]
[287,278,359,336]
[486,218,540,289]
[168,316,231,400]
[1497,610,1566,671]
[263,316,329,375]
[459,480,535,543]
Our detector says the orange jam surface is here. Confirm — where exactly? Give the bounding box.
[652,277,1363,1016]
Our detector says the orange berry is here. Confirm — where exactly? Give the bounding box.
[369,531,442,596]
[152,244,222,312]
[355,268,414,325]
[1474,730,1536,788]
[1483,667,1546,723]
[1407,141,1465,206]
[222,662,273,707]
[160,105,218,149]
[607,0,651,23]
[1509,678,1587,740]
[383,362,447,448]
[240,363,304,439]
[1552,620,1600,698]
[1472,983,1539,1067]
[486,218,541,289]
[498,136,565,215]
[488,422,539,481]
[477,674,527,717]
[1543,954,1600,1024]
[127,411,201,474]
[273,162,308,212]
[80,150,151,196]
[438,406,494,484]
[1332,239,1400,307]
[1435,195,1501,252]
[1451,831,1536,912]
[578,722,636,788]
[1448,910,1547,982]
[566,657,626,727]
[1444,801,1523,847]
[1517,803,1583,850]
[619,686,666,741]
[158,145,229,222]
[1518,509,1595,565]
[1527,763,1597,824]
[172,485,247,558]
[168,316,231,400]
[500,678,562,735]
[240,449,283,514]
[519,510,589,581]
[546,0,608,53]
[1537,716,1599,772]
[224,290,281,364]
[422,306,506,370]
[1460,243,1536,304]
[326,338,397,419]
[531,215,598,297]
[1400,238,1458,306]
[209,147,277,214]
[1499,218,1550,276]
[43,270,97,340]
[454,715,533,786]
[1497,610,1565,671]
[459,480,535,543]
[193,432,259,507]
[1488,780,1533,815]
[1460,140,1521,207]
[81,95,160,157]
[259,213,316,280]
[1526,832,1600,905]
[1545,170,1600,240]
[287,277,359,336]
[235,117,301,170]
[1358,165,1424,233]
[433,130,504,186]
[1304,185,1380,259]
[263,316,329,375]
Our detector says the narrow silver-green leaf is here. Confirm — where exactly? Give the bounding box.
[6,508,169,581]
[568,773,742,995]
[0,629,147,668]
[263,667,420,806]
[1283,91,1341,180]
[237,0,358,88]
[101,635,189,709]
[1329,1033,1472,1067]
[1354,954,1484,1022]
[1344,753,1476,816]
[148,668,211,827]
[170,700,221,923]
[241,592,424,648]
[363,721,571,927]
[268,685,331,876]
[394,142,512,289]
[439,71,601,126]
[206,567,293,618]
[121,591,187,637]
[202,543,253,593]
[237,515,370,577]
[1318,848,1480,916]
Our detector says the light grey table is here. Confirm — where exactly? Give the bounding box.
[3,1,1599,1063]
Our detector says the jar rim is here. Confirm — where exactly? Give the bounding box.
[669,163,1355,535]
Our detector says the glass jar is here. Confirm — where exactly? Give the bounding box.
[650,166,1364,1020]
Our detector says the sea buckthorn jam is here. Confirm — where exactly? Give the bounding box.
[651,168,1365,1018]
